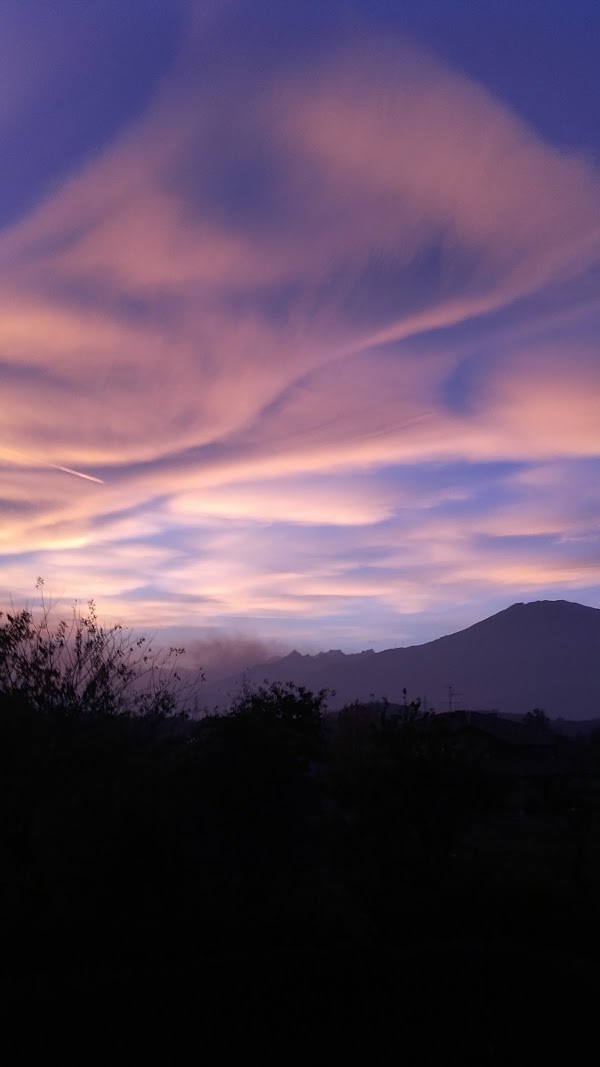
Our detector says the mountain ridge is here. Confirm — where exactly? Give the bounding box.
[202,600,600,719]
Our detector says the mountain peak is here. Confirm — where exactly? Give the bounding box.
[202,599,600,719]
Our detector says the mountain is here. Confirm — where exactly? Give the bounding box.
[201,600,600,719]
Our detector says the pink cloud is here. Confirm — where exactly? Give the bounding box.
[1,16,599,640]
[2,22,598,473]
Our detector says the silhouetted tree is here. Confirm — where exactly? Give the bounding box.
[0,579,199,718]
[524,707,551,729]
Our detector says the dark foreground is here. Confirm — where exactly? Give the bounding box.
[2,686,600,1054]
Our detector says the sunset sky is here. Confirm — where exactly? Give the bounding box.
[2,0,600,668]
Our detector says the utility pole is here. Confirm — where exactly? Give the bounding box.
[447,684,463,712]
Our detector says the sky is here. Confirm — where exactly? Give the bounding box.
[1,0,600,672]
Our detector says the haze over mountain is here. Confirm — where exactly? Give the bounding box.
[202,601,600,719]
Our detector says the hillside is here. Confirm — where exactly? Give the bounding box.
[202,600,600,718]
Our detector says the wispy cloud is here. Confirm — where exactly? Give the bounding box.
[1,2,599,646]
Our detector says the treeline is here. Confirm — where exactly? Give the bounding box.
[2,600,600,1050]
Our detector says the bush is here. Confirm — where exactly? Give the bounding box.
[0,579,199,718]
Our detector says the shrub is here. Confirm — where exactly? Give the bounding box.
[0,580,198,718]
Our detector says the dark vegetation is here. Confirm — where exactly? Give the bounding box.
[2,594,600,1051]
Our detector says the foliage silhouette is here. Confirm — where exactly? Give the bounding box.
[0,580,199,718]
[2,590,600,1048]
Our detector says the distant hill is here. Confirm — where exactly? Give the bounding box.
[201,600,600,719]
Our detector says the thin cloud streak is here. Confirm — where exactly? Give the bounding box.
[50,465,105,484]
